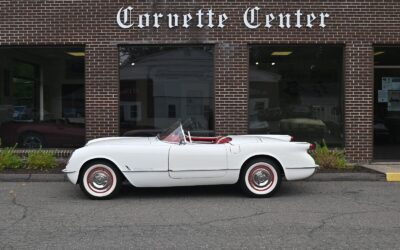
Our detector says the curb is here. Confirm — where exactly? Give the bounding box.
[387,172,400,182]
[0,172,386,182]
[0,174,67,182]
[361,163,400,182]
[306,172,385,182]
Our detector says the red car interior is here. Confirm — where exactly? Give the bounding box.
[162,134,232,144]
[190,136,232,144]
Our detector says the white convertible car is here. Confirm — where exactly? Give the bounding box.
[63,121,318,199]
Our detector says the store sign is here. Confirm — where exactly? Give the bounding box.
[117,6,329,29]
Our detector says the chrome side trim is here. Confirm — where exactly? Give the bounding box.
[170,169,237,172]
[122,170,168,173]
[62,169,76,173]
[122,169,240,173]
[285,165,319,170]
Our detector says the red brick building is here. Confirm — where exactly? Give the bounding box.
[1,0,400,163]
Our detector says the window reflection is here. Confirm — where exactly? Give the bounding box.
[119,45,215,137]
[249,45,344,146]
[0,48,85,148]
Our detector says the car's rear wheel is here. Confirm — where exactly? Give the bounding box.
[79,161,122,200]
[20,133,44,148]
[240,158,282,198]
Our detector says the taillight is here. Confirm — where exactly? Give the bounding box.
[308,143,315,151]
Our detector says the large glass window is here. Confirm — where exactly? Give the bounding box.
[0,48,85,148]
[249,45,343,146]
[119,45,214,136]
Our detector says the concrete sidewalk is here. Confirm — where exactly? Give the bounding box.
[0,172,385,182]
[362,162,400,182]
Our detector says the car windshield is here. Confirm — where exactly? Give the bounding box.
[158,120,186,144]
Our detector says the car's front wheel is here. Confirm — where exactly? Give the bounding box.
[79,161,122,199]
[240,158,282,198]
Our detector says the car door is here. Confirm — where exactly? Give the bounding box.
[168,143,228,179]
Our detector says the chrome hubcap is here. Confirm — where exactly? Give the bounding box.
[87,166,113,193]
[252,169,271,187]
[92,172,108,189]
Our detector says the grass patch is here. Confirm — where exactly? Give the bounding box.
[311,141,350,170]
[0,145,22,171]
[25,150,57,170]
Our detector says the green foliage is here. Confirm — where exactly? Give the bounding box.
[311,140,347,169]
[0,145,22,171]
[26,150,57,170]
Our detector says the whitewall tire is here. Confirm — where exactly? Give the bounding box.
[240,158,282,198]
[79,161,122,199]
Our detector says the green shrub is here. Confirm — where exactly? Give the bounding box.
[26,150,57,170]
[311,141,347,169]
[0,145,22,171]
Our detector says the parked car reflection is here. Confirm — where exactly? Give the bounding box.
[0,118,85,148]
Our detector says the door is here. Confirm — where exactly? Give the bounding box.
[374,70,400,159]
[374,47,400,160]
[168,143,228,179]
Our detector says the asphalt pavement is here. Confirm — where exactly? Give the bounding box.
[0,181,399,249]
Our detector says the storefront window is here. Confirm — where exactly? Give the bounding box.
[0,48,85,148]
[249,45,343,146]
[119,45,214,136]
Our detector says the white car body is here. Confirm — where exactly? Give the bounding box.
[63,133,318,190]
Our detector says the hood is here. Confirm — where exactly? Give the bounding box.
[85,137,153,146]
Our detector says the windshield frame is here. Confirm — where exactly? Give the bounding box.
[157,120,187,144]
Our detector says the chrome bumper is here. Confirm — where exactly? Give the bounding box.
[62,169,76,174]
[62,169,78,184]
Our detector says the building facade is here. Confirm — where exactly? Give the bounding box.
[1,0,400,163]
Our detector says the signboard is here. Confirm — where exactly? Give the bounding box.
[116,6,330,30]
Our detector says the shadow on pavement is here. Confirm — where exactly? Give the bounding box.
[116,182,302,199]
[118,183,243,199]
[62,181,305,200]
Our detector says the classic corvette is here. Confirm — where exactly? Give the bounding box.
[63,120,318,199]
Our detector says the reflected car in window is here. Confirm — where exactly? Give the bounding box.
[0,119,85,148]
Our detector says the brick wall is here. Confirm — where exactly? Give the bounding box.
[1,0,400,163]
